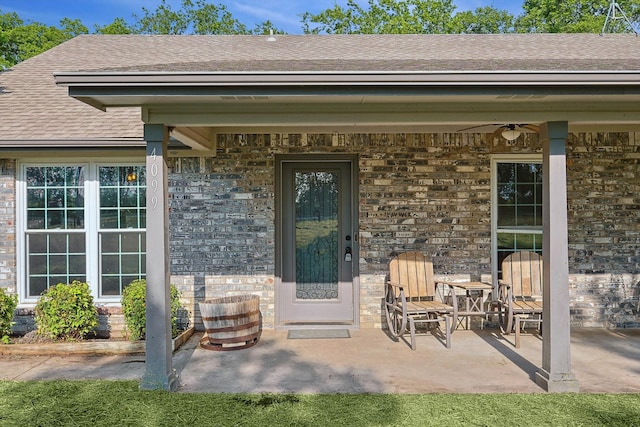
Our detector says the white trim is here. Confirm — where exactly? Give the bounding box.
[490,154,543,289]
[16,158,145,304]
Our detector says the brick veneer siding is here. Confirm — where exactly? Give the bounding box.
[4,131,640,332]
[165,131,639,330]
[0,159,16,292]
[567,132,640,327]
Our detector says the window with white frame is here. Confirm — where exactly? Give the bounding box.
[18,161,146,302]
[492,156,543,280]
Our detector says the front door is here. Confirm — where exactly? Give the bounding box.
[276,156,358,325]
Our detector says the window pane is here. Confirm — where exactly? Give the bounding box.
[101,233,119,252]
[26,232,86,296]
[497,232,543,277]
[29,255,47,274]
[99,166,146,231]
[516,183,535,204]
[121,233,142,252]
[497,183,515,204]
[100,188,118,208]
[102,254,119,274]
[99,231,145,297]
[27,210,45,230]
[27,188,45,208]
[69,255,86,274]
[121,254,140,274]
[29,277,48,297]
[119,188,138,207]
[121,209,142,229]
[100,209,119,228]
[101,277,121,296]
[516,206,536,226]
[497,163,516,184]
[26,166,85,231]
[26,167,45,186]
[497,206,516,227]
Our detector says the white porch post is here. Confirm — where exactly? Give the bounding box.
[535,121,579,392]
[140,124,178,391]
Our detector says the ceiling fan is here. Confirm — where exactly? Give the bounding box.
[457,124,540,140]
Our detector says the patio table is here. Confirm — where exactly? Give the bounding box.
[439,281,494,330]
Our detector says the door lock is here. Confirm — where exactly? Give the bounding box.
[344,247,352,262]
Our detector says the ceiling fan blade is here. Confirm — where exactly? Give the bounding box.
[490,126,506,139]
[519,124,540,133]
[457,124,502,132]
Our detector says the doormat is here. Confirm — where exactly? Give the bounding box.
[287,329,351,339]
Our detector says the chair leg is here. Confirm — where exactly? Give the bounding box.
[515,315,521,348]
[409,317,417,351]
[444,316,451,349]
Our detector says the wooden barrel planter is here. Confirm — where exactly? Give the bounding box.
[198,295,261,351]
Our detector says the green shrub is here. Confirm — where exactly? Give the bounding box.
[121,279,182,341]
[34,281,98,340]
[0,287,18,341]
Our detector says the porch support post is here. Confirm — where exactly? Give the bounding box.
[140,124,178,391]
[535,121,579,392]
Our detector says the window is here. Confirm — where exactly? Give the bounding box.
[18,161,145,302]
[492,156,543,281]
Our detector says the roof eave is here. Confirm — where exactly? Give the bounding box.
[54,70,640,87]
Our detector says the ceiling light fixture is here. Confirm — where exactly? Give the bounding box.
[501,125,521,141]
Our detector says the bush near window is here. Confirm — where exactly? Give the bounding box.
[34,281,98,340]
[0,288,18,343]
[121,279,182,341]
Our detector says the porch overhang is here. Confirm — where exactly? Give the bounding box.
[54,70,640,133]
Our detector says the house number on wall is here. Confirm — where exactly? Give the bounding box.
[150,147,159,211]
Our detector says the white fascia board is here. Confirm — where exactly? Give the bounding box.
[54,70,640,87]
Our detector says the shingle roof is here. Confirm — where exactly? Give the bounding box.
[2,33,640,143]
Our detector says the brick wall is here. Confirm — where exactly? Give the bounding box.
[3,131,639,331]
[165,131,639,330]
[567,132,640,327]
[0,159,16,292]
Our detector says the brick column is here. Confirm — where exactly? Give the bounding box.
[536,122,579,392]
[140,124,178,391]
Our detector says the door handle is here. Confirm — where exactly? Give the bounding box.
[344,247,352,262]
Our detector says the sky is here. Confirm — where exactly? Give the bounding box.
[0,0,525,33]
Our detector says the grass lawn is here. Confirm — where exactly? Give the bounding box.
[1,381,639,426]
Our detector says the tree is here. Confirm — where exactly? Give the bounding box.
[134,0,191,34]
[302,0,457,34]
[133,0,256,35]
[0,10,23,68]
[1,10,83,68]
[189,0,249,34]
[516,0,640,33]
[452,6,514,34]
[94,17,134,35]
[252,20,286,36]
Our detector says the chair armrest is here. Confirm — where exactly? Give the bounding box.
[386,280,405,290]
[498,279,511,289]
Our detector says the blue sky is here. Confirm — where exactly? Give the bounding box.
[0,1,524,33]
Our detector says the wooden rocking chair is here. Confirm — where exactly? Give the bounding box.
[384,252,458,350]
[497,251,543,348]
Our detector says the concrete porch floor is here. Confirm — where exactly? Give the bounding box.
[1,327,639,393]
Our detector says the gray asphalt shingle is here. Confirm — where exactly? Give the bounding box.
[2,34,639,143]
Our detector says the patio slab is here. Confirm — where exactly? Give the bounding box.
[1,327,639,393]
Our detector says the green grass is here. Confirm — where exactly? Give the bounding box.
[1,381,639,426]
